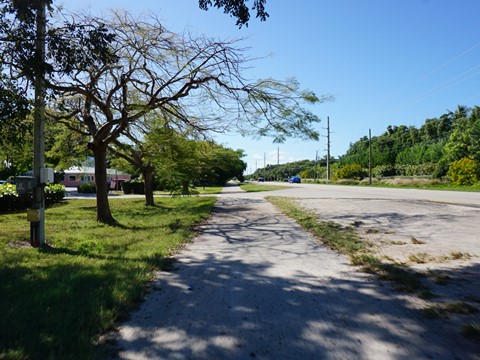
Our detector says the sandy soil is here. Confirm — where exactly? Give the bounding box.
[114,185,480,359]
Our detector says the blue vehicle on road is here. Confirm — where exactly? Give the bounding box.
[289,176,301,183]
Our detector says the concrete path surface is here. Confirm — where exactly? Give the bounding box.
[115,186,479,360]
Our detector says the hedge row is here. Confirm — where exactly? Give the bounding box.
[122,179,144,194]
[0,183,66,213]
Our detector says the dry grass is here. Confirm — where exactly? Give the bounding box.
[382,178,444,187]
[411,237,426,245]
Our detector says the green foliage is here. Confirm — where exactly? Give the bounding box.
[77,182,96,194]
[0,183,19,212]
[249,158,336,181]
[338,105,480,182]
[447,157,480,186]
[334,163,366,180]
[372,165,396,178]
[44,184,65,204]
[150,127,246,193]
[0,183,64,212]
[198,0,269,28]
[395,163,436,177]
[122,179,144,195]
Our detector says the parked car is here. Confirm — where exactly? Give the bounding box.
[258,176,265,182]
[289,176,301,183]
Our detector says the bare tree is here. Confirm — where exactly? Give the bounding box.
[48,11,331,223]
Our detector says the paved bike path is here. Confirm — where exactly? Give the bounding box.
[115,186,478,359]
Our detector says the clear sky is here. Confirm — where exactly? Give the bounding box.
[71,0,480,174]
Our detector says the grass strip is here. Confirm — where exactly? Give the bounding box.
[0,197,216,359]
[239,183,288,192]
[267,196,426,293]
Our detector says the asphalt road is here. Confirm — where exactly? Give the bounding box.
[115,184,480,360]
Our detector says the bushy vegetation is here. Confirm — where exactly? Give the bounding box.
[44,184,65,204]
[77,182,96,194]
[448,157,480,185]
[122,179,145,194]
[334,163,366,180]
[251,105,480,186]
[0,183,65,213]
[0,183,19,211]
[339,105,480,182]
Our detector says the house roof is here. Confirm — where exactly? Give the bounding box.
[64,166,130,176]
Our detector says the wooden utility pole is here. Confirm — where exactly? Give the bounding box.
[314,150,318,181]
[32,0,47,246]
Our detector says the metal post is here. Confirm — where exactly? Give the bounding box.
[31,0,46,247]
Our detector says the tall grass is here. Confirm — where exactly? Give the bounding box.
[0,197,216,359]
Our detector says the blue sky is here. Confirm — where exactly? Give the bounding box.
[72,0,480,174]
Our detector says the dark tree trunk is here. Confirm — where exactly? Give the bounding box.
[182,180,189,195]
[94,144,115,223]
[143,165,155,206]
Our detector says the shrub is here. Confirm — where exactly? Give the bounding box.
[0,183,19,212]
[122,179,144,194]
[447,157,480,185]
[45,184,65,204]
[334,163,366,180]
[372,165,396,178]
[0,183,66,213]
[77,182,96,193]
[396,163,436,177]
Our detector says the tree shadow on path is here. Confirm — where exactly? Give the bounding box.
[115,196,480,360]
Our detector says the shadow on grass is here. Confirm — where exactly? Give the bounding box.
[0,259,149,359]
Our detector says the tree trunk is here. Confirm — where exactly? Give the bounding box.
[94,144,115,223]
[143,165,155,206]
[182,180,189,195]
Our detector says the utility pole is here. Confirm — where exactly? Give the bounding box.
[326,116,331,181]
[314,150,318,182]
[32,0,47,247]
[277,147,280,181]
[264,152,266,180]
[369,128,372,185]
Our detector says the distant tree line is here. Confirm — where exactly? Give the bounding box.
[250,105,480,185]
[338,105,480,183]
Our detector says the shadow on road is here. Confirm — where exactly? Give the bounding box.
[116,195,480,359]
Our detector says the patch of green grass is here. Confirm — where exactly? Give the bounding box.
[240,183,288,192]
[153,186,224,195]
[195,186,224,194]
[267,197,366,255]
[267,196,427,293]
[0,197,216,359]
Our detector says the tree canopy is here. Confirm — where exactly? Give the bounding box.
[198,0,268,27]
